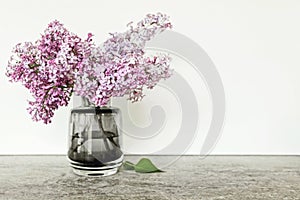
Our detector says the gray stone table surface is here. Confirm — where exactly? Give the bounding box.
[0,155,299,200]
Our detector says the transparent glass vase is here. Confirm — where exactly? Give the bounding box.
[68,97,123,176]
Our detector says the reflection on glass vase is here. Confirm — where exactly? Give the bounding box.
[68,97,123,177]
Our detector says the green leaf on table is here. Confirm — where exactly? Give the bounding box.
[123,158,164,173]
[123,161,135,170]
[135,158,163,173]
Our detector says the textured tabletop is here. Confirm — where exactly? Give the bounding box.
[0,155,299,200]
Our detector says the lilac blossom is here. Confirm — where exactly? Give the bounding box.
[6,21,93,123]
[75,12,173,106]
[6,13,173,124]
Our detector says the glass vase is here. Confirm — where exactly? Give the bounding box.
[68,97,123,176]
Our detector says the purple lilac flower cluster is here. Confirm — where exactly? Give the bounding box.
[6,21,93,123]
[6,13,173,124]
[75,13,173,106]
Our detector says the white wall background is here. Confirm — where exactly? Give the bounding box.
[0,0,299,155]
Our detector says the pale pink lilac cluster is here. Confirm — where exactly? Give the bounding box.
[6,13,173,124]
[75,12,173,106]
[6,21,93,123]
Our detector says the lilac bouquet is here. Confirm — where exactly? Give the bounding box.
[6,13,173,124]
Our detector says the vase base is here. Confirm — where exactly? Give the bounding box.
[69,156,123,177]
[70,158,123,177]
[72,167,118,177]
[70,162,122,177]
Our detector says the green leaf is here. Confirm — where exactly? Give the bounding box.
[134,158,163,173]
[123,161,135,170]
[123,158,164,173]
